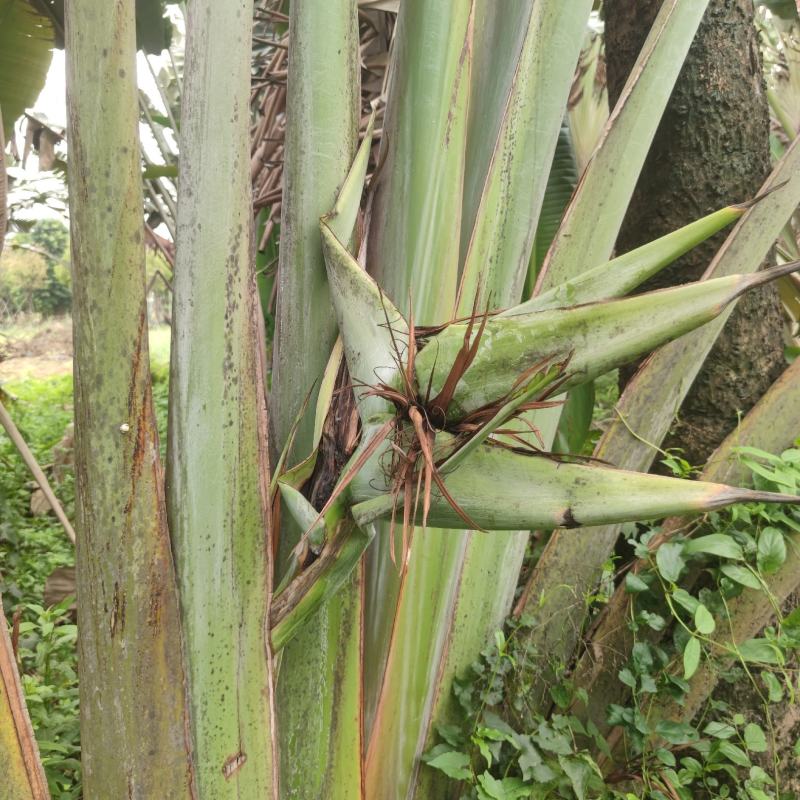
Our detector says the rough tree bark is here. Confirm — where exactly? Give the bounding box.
[605,0,786,468]
[605,2,799,790]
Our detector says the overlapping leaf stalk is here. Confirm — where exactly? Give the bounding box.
[265,1,800,798]
[0,600,49,798]
[167,0,279,795]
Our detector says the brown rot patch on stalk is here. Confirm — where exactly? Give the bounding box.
[309,362,360,512]
[221,751,246,780]
[290,416,396,566]
[147,578,162,628]
[287,364,361,570]
[444,17,472,147]
[109,581,126,638]
[123,309,153,519]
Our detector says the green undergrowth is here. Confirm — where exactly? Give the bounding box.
[424,444,800,800]
[1,376,75,609]
[1,375,79,798]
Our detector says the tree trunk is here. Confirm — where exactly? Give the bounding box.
[605,0,786,468]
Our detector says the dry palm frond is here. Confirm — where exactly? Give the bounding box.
[250,1,397,226]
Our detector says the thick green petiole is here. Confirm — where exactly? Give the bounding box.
[347,432,800,531]
[416,262,800,423]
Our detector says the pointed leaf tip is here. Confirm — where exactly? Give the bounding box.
[743,259,800,290]
[735,490,800,506]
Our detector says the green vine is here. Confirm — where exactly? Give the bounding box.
[424,443,800,800]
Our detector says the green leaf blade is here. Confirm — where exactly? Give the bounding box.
[757,527,787,574]
[0,0,54,139]
[685,533,745,560]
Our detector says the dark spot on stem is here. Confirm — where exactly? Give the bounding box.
[561,508,580,529]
